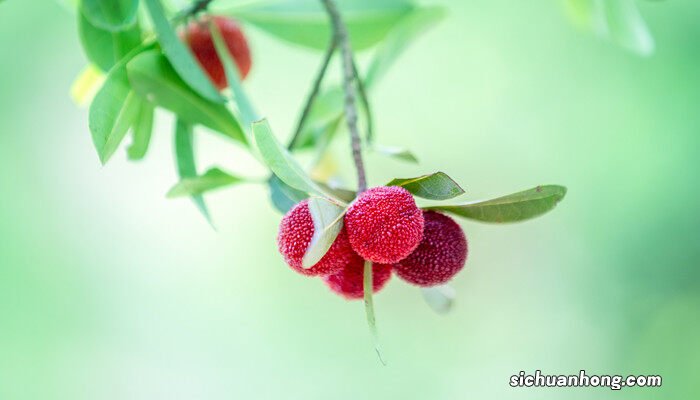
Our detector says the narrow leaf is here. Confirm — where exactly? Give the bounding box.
[364,260,386,365]
[426,185,567,223]
[127,101,155,160]
[421,285,455,314]
[167,167,244,198]
[228,0,414,51]
[372,144,419,164]
[78,10,142,72]
[81,0,139,32]
[388,172,464,200]
[174,119,212,224]
[126,51,246,143]
[268,175,309,214]
[302,197,345,268]
[315,181,356,203]
[143,0,223,102]
[253,119,326,197]
[70,64,105,107]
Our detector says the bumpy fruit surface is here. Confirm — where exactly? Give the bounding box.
[277,200,355,276]
[344,186,424,264]
[324,256,393,300]
[394,211,467,287]
[182,16,252,89]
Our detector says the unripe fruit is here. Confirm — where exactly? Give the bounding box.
[394,211,468,287]
[324,256,393,300]
[344,186,424,264]
[182,16,252,89]
[277,200,355,276]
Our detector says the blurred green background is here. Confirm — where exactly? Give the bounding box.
[1,0,699,399]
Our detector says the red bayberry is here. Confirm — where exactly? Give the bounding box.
[277,200,356,276]
[394,211,468,287]
[324,256,393,300]
[344,186,424,264]
[182,16,252,89]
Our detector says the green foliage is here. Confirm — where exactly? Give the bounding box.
[127,102,155,160]
[427,185,567,223]
[78,10,141,72]
[371,145,419,164]
[81,0,139,32]
[566,0,654,56]
[143,0,224,102]
[388,172,465,200]
[229,0,415,51]
[268,176,309,214]
[167,167,244,198]
[174,119,212,223]
[302,197,346,268]
[126,50,246,143]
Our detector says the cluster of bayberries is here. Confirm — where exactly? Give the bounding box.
[277,186,469,299]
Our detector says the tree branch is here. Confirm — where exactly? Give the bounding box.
[287,37,338,150]
[320,0,367,193]
[351,59,373,145]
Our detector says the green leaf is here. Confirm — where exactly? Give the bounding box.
[565,0,654,56]
[167,167,244,198]
[127,101,155,160]
[426,185,567,223]
[174,119,212,224]
[372,144,419,164]
[88,63,142,164]
[126,50,246,143]
[209,19,259,139]
[388,172,464,200]
[229,0,414,51]
[78,10,142,72]
[421,285,455,314]
[365,6,445,87]
[70,64,105,107]
[253,119,326,197]
[268,175,309,214]
[302,197,346,268]
[315,181,356,203]
[143,0,223,102]
[292,87,344,150]
[81,0,139,32]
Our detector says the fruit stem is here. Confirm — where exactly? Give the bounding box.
[363,260,386,365]
[288,37,338,150]
[320,0,368,193]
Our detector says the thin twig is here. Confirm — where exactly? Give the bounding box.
[174,0,215,23]
[320,0,367,193]
[351,59,373,145]
[287,38,338,150]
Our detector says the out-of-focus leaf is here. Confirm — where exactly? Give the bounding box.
[315,181,356,203]
[388,172,464,200]
[253,119,326,197]
[365,6,445,87]
[228,0,414,51]
[372,144,419,164]
[88,63,142,165]
[70,64,105,107]
[268,175,309,214]
[126,50,246,143]
[127,101,155,160]
[426,185,567,223]
[81,0,139,32]
[565,0,654,56]
[143,0,223,102]
[78,10,142,72]
[292,87,344,151]
[174,119,212,224]
[167,167,244,198]
[421,285,455,314]
[302,197,345,268]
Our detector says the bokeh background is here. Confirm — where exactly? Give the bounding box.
[1,0,699,399]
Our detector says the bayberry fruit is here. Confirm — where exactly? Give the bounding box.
[394,211,468,287]
[277,200,355,276]
[344,186,424,264]
[324,256,393,300]
[182,16,252,89]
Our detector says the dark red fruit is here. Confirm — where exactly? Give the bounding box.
[277,200,355,276]
[344,186,424,264]
[394,211,468,287]
[324,256,393,300]
[182,16,252,89]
